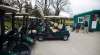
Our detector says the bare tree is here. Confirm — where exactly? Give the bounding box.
[35,0,70,16]
[35,0,51,16]
[14,0,26,13]
[24,0,33,13]
[51,0,69,15]
[5,0,32,13]
[32,6,43,18]
[1,0,16,6]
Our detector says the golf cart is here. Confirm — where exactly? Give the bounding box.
[0,12,35,55]
[0,1,19,55]
[37,16,70,41]
[15,13,36,46]
[0,0,36,55]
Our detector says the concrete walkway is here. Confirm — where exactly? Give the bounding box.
[31,32,100,55]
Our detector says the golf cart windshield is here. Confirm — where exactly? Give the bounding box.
[4,17,12,33]
[14,16,23,30]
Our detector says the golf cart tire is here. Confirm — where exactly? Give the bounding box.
[63,35,69,41]
[38,36,43,41]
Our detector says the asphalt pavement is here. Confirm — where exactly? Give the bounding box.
[31,32,100,55]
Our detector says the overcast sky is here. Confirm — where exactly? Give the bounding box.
[70,0,100,15]
[31,0,100,17]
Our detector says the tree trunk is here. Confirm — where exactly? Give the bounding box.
[55,9,60,16]
[44,0,47,16]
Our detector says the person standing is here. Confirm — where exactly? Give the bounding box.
[76,23,80,32]
[84,20,88,33]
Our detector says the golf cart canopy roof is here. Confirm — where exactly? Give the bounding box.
[0,5,18,12]
[5,13,30,16]
[16,13,30,16]
[15,16,37,19]
[29,16,37,19]
[44,16,68,19]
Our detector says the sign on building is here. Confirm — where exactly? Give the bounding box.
[92,21,97,29]
[91,14,98,29]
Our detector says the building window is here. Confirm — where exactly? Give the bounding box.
[78,17,83,23]
[78,15,90,23]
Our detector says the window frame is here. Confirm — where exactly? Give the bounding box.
[78,17,83,23]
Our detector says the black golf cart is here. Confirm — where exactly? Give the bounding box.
[37,16,70,41]
[0,1,19,55]
[0,10,35,55]
[15,13,36,45]
[12,13,37,55]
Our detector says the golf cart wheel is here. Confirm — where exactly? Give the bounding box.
[63,35,68,41]
[38,36,43,41]
[13,44,31,55]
